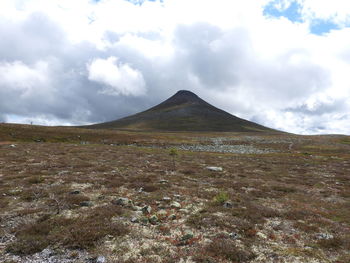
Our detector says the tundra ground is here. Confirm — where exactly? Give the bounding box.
[0,124,349,263]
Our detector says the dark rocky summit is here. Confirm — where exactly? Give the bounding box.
[88,90,276,132]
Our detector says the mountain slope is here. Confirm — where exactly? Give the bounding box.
[88,90,277,132]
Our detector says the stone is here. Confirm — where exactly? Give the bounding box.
[96,256,106,263]
[80,201,93,207]
[223,201,233,208]
[41,248,54,257]
[157,203,167,209]
[112,197,130,206]
[256,232,267,239]
[181,230,194,241]
[316,233,334,240]
[170,201,181,209]
[10,144,16,148]
[141,205,152,214]
[157,210,168,217]
[132,205,142,211]
[159,179,169,184]
[206,166,223,172]
[229,232,240,240]
[162,196,171,201]
[130,217,139,223]
[149,215,159,225]
[140,217,149,225]
[70,190,80,195]
[178,230,194,245]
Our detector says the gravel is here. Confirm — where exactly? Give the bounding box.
[117,136,279,154]
[176,144,275,154]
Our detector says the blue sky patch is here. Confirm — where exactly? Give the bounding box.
[263,0,340,35]
[263,1,303,23]
[310,19,340,35]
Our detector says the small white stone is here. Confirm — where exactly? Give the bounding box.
[256,232,267,239]
[97,256,106,263]
[206,166,223,172]
[170,201,181,209]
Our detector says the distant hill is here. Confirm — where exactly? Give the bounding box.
[87,90,277,132]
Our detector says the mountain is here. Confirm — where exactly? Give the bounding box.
[87,90,276,132]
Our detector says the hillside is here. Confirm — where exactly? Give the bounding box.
[87,90,277,132]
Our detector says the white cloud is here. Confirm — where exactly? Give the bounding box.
[0,60,49,96]
[87,56,146,96]
[0,0,349,134]
[270,0,350,26]
[301,0,350,25]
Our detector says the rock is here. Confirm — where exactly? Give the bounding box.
[178,230,194,245]
[223,201,233,208]
[96,256,106,263]
[174,194,181,199]
[80,201,93,207]
[256,232,267,239]
[130,217,139,223]
[157,210,168,217]
[149,215,159,225]
[206,166,223,172]
[41,248,54,257]
[132,205,142,211]
[170,201,181,209]
[181,230,194,241]
[168,214,177,220]
[140,217,149,225]
[159,179,169,184]
[70,190,81,195]
[112,197,130,206]
[142,205,152,214]
[229,232,240,240]
[316,233,334,240]
[10,144,16,148]
[163,196,171,201]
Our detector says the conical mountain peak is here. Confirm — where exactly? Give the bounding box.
[150,90,207,111]
[88,90,276,132]
[173,90,199,98]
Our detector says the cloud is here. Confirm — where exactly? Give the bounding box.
[300,0,350,25]
[268,0,350,27]
[0,113,6,123]
[0,0,349,134]
[87,56,146,96]
[0,60,49,93]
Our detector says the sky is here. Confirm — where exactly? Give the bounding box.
[0,0,350,135]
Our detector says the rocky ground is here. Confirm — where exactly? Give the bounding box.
[0,124,349,263]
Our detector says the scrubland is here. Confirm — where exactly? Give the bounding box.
[0,124,349,263]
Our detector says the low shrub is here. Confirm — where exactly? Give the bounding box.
[6,205,128,255]
[205,238,256,262]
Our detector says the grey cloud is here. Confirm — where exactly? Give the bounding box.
[0,113,6,123]
[284,99,348,116]
[0,13,345,134]
[0,13,65,64]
